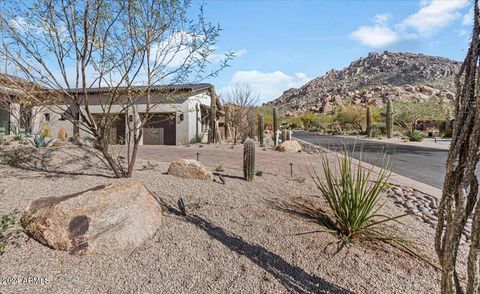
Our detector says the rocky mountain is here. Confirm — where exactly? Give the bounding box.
[267,51,461,116]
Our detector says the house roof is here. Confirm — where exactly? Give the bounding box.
[64,83,213,95]
[0,74,39,98]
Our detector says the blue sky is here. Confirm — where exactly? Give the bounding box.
[200,0,473,104]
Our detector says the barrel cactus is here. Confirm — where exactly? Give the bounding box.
[366,106,373,138]
[273,107,279,146]
[386,99,393,138]
[258,114,264,146]
[243,139,255,181]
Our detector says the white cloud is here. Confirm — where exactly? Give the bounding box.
[220,70,311,104]
[351,25,400,48]
[399,0,469,36]
[463,9,474,26]
[208,48,247,64]
[351,12,401,48]
[351,0,470,48]
[374,13,392,26]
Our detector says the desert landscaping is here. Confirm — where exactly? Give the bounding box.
[1,0,480,294]
[0,139,468,293]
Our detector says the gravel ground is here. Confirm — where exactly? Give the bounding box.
[0,146,469,293]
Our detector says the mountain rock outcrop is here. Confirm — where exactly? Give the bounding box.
[267,51,461,116]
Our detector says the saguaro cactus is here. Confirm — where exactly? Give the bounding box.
[224,107,230,139]
[258,114,264,146]
[243,139,255,181]
[247,111,255,139]
[273,107,279,146]
[366,106,373,138]
[386,99,393,138]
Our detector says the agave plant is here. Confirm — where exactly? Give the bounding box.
[309,147,402,241]
[31,134,52,148]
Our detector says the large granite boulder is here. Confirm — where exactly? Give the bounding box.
[276,140,302,153]
[168,159,213,180]
[23,181,162,255]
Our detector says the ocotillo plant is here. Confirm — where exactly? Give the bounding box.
[273,107,279,146]
[258,114,264,146]
[386,99,393,138]
[366,106,373,138]
[243,139,255,181]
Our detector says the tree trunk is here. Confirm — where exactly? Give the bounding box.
[99,144,123,178]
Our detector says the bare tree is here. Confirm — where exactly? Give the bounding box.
[435,1,480,293]
[0,0,231,177]
[222,83,258,144]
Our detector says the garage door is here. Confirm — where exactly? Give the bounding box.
[142,113,176,145]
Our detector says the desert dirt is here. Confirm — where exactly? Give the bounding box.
[0,143,469,293]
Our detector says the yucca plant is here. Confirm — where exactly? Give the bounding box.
[309,148,402,241]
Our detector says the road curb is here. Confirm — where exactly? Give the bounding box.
[294,136,443,199]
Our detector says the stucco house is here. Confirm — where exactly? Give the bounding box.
[0,77,220,145]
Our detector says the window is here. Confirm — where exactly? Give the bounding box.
[44,113,50,122]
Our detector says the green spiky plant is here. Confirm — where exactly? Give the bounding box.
[309,148,404,241]
[308,148,440,269]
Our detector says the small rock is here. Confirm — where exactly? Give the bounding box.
[168,159,213,180]
[276,140,302,153]
[413,191,423,198]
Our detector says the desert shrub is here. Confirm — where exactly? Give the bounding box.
[335,105,366,133]
[390,97,453,131]
[371,128,383,138]
[0,209,24,255]
[299,113,319,129]
[190,134,203,144]
[40,123,52,138]
[287,116,303,129]
[309,148,402,241]
[405,130,424,142]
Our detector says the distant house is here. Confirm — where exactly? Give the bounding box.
[0,77,220,145]
[0,74,41,136]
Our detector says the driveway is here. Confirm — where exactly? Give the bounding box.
[294,131,448,189]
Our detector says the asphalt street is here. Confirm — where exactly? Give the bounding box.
[294,131,448,189]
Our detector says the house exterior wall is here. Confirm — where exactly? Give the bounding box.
[31,90,212,145]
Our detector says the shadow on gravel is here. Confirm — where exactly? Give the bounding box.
[0,147,114,179]
[153,196,355,294]
[265,197,338,232]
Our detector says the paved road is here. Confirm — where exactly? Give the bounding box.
[294,131,448,189]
